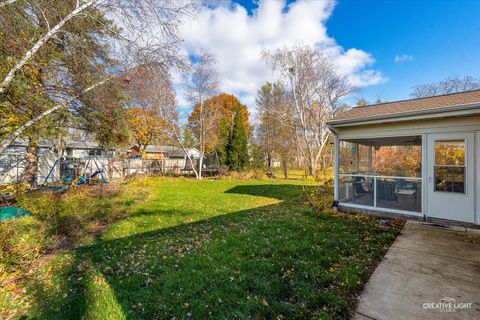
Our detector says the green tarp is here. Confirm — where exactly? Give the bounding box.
[0,206,32,221]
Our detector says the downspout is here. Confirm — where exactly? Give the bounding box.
[421,133,427,221]
[330,124,340,211]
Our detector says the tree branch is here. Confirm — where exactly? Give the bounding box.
[0,74,113,154]
[0,0,98,93]
[0,0,18,8]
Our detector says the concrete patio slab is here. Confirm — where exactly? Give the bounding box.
[354,221,480,320]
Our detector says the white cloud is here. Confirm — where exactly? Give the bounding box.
[394,54,414,63]
[178,0,386,116]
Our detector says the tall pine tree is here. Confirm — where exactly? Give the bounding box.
[226,106,249,170]
[216,119,230,165]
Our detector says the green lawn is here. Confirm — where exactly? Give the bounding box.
[16,178,399,319]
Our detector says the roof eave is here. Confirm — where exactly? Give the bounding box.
[328,103,480,128]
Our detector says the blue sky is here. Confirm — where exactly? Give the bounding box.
[327,0,480,102]
[179,0,480,113]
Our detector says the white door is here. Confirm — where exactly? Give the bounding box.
[427,132,475,223]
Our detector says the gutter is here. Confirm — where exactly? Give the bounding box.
[328,125,339,134]
[327,102,480,128]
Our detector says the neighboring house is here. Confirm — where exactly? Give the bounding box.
[328,90,480,227]
[126,145,201,175]
[0,140,122,185]
[64,141,124,181]
[66,141,116,158]
[1,140,204,185]
[0,139,58,185]
[128,145,165,159]
[127,145,200,160]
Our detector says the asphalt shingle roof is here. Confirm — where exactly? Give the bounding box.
[141,145,200,158]
[331,90,480,123]
[144,145,185,157]
[66,141,103,149]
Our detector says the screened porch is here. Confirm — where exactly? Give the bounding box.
[337,135,422,214]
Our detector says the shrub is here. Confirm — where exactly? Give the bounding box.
[303,179,335,212]
[221,169,269,180]
[1,181,147,278]
[0,216,50,276]
[315,166,334,181]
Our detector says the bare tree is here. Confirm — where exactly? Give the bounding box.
[0,0,97,94]
[263,45,354,175]
[0,0,195,154]
[183,52,219,179]
[256,83,278,177]
[411,76,480,98]
[125,66,200,178]
[256,82,285,177]
[0,0,193,93]
[153,77,201,179]
[256,82,298,179]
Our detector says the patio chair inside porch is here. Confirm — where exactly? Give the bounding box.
[338,135,422,213]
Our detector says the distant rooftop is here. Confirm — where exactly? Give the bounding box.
[66,141,103,149]
[132,145,200,158]
[144,145,185,157]
[330,90,480,124]
[9,139,55,148]
[9,139,104,149]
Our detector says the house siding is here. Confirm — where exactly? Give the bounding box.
[332,114,480,226]
[335,115,480,139]
[0,148,59,185]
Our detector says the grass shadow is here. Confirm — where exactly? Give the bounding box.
[224,184,311,202]
[25,182,399,320]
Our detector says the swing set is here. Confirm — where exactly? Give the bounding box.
[41,155,108,192]
[1,155,109,221]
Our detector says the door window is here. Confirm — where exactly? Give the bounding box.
[434,140,465,193]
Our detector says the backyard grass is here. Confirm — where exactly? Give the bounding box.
[2,177,400,319]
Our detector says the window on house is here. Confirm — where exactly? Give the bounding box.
[434,140,465,193]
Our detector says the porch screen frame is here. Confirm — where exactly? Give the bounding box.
[334,133,425,217]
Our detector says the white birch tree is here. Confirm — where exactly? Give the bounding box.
[264,45,354,176]
[0,0,194,154]
[183,52,219,179]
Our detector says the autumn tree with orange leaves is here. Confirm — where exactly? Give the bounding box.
[127,108,163,155]
[188,93,252,165]
[126,68,176,156]
[374,146,422,177]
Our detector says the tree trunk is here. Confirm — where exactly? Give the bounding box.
[22,137,39,185]
[307,164,313,177]
[266,151,274,177]
[164,119,199,179]
[198,154,203,179]
[282,159,288,180]
[306,151,316,177]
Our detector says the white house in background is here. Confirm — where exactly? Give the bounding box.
[328,90,480,227]
[0,140,119,185]
[0,139,58,185]
[66,141,116,158]
[127,145,200,161]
